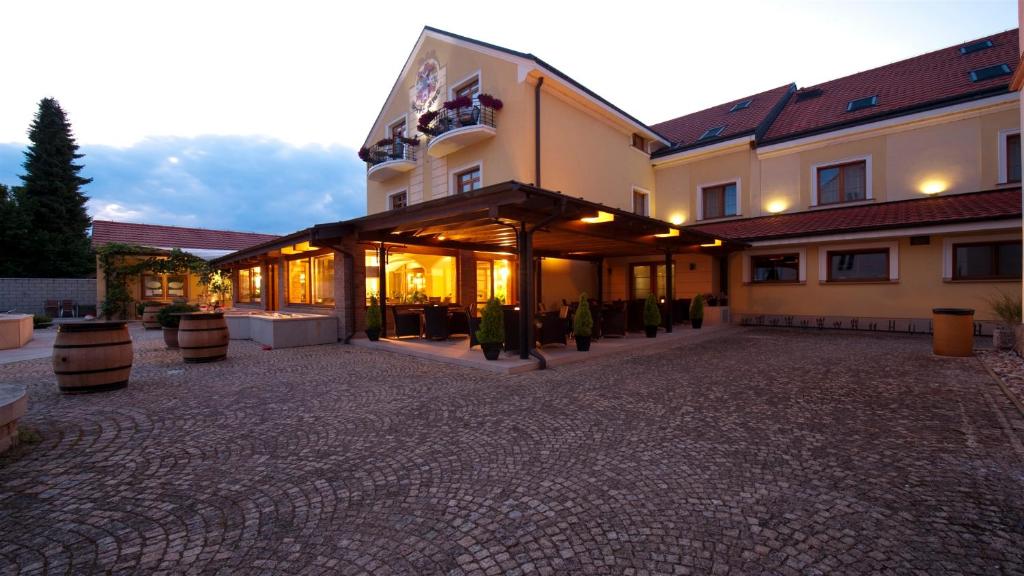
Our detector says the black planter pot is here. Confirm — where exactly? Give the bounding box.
[576,336,591,351]
[644,326,658,338]
[481,342,502,360]
[691,318,703,329]
[366,328,381,341]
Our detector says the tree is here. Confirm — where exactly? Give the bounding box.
[0,184,33,276]
[18,97,94,277]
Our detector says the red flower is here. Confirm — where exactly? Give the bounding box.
[478,93,503,110]
[358,146,370,161]
[443,96,473,110]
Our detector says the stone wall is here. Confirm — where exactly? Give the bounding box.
[0,278,97,316]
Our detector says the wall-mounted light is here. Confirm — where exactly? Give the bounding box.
[581,211,615,224]
[766,200,788,214]
[670,214,685,226]
[437,234,447,241]
[919,179,947,195]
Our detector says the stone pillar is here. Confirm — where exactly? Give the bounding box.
[276,257,288,311]
[458,250,477,310]
[333,242,366,341]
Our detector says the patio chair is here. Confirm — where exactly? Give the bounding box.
[536,312,567,348]
[467,313,482,349]
[447,310,470,337]
[391,308,421,339]
[44,300,59,318]
[423,305,450,340]
[602,302,626,337]
[502,307,520,353]
[627,299,645,332]
[673,299,691,324]
[60,299,77,318]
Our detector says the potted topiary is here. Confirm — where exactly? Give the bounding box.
[366,295,382,341]
[987,291,1021,350]
[643,293,661,338]
[574,293,593,351]
[477,297,504,360]
[157,303,199,349]
[690,294,705,329]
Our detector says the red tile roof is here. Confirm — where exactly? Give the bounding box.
[690,188,1022,242]
[763,29,1019,143]
[651,84,794,147]
[91,220,279,251]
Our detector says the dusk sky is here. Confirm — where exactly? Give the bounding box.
[0,0,1016,234]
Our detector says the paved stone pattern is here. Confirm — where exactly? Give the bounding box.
[0,327,1022,575]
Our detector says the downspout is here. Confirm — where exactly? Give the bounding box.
[535,76,544,187]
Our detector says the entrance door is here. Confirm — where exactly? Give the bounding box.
[629,263,670,301]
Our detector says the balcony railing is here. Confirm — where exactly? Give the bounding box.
[360,140,417,167]
[418,104,498,139]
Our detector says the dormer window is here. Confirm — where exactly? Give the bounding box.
[729,100,752,112]
[969,64,1011,82]
[846,96,878,112]
[959,39,994,55]
[631,133,647,152]
[698,126,725,141]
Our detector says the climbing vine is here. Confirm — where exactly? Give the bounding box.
[96,243,230,319]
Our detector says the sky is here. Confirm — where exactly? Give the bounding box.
[0,0,1017,234]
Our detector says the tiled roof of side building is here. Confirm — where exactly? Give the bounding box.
[763,29,1019,144]
[650,84,795,152]
[689,188,1022,242]
[91,220,280,251]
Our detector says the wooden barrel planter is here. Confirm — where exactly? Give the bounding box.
[178,312,229,363]
[141,302,165,330]
[52,321,133,393]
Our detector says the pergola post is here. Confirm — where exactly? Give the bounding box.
[595,257,604,305]
[664,251,674,333]
[378,243,387,338]
[517,223,534,360]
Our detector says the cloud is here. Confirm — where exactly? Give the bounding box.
[0,136,366,235]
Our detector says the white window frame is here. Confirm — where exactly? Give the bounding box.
[743,247,807,284]
[942,232,1022,281]
[997,128,1020,185]
[817,240,898,283]
[810,155,872,207]
[387,189,409,210]
[448,70,482,100]
[449,160,483,196]
[631,186,652,217]
[696,178,742,221]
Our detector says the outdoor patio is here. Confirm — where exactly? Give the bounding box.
[0,327,1022,574]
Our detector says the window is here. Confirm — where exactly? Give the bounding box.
[390,119,406,140]
[630,263,669,300]
[237,266,262,303]
[476,259,513,305]
[1007,133,1021,183]
[141,274,187,301]
[969,64,1011,82]
[287,253,335,305]
[368,250,457,305]
[455,167,481,194]
[953,241,1022,280]
[631,133,647,151]
[729,100,752,112]
[389,191,407,210]
[960,39,993,54]
[817,160,867,205]
[455,77,480,100]
[698,126,725,141]
[846,95,878,112]
[751,254,800,283]
[827,249,889,282]
[632,189,649,216]
[701,183,738,219]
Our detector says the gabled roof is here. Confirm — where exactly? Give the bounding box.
[650,84,795,152]
[91,220,279,252]
[763,29,1019,144]
[364,26,672,147]
[689,188,1022,242]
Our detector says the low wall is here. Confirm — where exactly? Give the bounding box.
[0,278,97,316]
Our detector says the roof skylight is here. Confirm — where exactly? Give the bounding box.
[959,39,994,55]
[698,126,725,141]
[969,64,1011,82]
[846,95,878,112]
[729,100,752,112]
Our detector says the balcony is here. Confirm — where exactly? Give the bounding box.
[361,139,418,182]
[420,98,500,158]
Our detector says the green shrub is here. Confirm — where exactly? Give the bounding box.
[689,294,704,321]
[157,303,199,328]
[136,301,147,317]
[366,295,382,331]
[987,291,1022,325]
[643,293,661,327]
[32,314,52,328]
[477,298,504,344]
[574,293,593,337]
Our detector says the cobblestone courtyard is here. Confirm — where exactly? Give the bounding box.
[1,328,1023,575]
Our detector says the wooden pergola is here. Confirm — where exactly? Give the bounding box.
[311,181,740,361]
